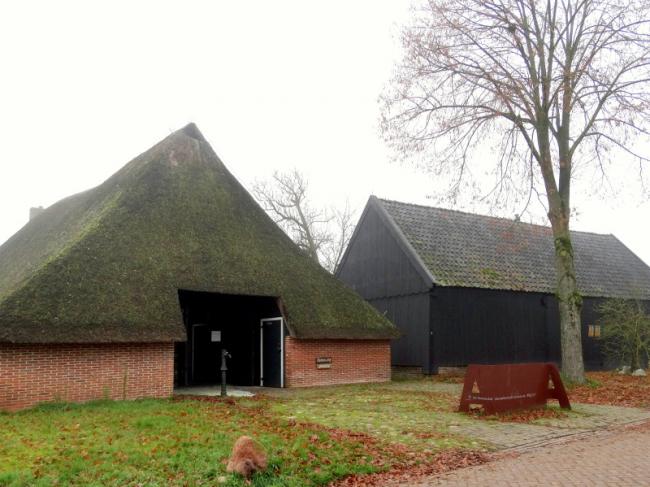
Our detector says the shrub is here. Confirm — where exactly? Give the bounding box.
[597,299,650,370]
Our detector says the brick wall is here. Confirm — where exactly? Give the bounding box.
[0,342,174,411]
[284,338,391,387]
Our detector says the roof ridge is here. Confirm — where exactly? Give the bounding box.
[376,197,615,238]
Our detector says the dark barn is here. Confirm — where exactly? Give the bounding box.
[337,196,650,373]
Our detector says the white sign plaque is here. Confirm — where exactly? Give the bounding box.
[316,357,332,369]
[211,330,221,342]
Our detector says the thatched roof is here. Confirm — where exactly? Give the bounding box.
[0,124,398,343]
[371,197,650,299]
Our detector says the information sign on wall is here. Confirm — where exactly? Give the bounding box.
[316,357,332,369]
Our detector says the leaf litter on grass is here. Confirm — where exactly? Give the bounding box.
[568,372,650,408]
[1,381,506,487]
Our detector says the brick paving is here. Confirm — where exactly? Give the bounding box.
[385,380,650,450]
[410,422,650,486]
[380,379,650,486]
[452,403,650,450]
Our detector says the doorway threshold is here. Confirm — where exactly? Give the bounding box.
[174,386,255,398]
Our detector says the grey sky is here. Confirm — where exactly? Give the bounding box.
[1,1,648,264]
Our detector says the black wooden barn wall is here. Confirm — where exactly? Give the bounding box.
[431,287,553,368]
[337,204,433,370]
[581,297,612,369]
[580,298,650,369]
[337,205,431,299]
[369,294,432,372]
[338,201,627,372]
[369,288,613,372]
[431,292,628,371]
[426,289,617,371]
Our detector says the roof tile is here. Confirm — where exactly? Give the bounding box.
[379,198,650,299]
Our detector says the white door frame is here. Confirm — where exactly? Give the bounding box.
[259,317,284,388]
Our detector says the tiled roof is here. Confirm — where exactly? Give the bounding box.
[378,198,650,299]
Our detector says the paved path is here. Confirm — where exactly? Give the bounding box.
[412,422,650,486]
[385,380,650,450]
[450,403,650,450]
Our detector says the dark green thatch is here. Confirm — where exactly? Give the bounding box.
[0,124,398,343]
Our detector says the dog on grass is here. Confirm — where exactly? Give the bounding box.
[226,435,268,478]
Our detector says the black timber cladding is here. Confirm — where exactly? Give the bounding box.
[337,203,432,369]
[337,196,650,372]
[431,287,554,367]
[370,294,431,371]
[337,201,432,299]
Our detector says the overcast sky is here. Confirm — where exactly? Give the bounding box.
[1,1,648,264]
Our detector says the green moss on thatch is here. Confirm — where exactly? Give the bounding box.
[0,124,398,343]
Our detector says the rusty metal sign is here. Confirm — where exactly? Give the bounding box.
[458,363,571,414]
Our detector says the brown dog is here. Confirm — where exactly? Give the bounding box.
[226,435,268,478]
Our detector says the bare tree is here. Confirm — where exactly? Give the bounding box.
[321,202,356,273]
[382,0,650,382]
[252,170,355,273]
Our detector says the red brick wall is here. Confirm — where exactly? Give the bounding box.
[284,338,391,387]
[0,343,174,411]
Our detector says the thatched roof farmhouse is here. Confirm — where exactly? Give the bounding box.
[0,125,397,411]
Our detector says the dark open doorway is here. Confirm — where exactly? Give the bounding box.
[174,290,284,387]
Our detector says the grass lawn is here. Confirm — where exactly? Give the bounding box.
[271,382,482,452]
[2,371,643,486]
[0,397,382,487]
[0,382,481,487]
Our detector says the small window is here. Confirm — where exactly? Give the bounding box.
[587,325,601,338]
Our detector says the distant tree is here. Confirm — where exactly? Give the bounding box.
[598,299,650,371]
[252,170,355,273]
[381,0,650,382]
[321,202,355,273]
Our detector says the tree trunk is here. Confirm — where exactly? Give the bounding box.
[631,353,640,372]
[632,328,640,371]
[553,227,586,383]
